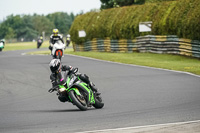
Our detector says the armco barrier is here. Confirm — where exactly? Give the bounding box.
[73,35,200,58]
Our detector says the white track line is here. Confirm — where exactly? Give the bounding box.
[76,119,200,133]
[21,52,48,56]
[21,52,26,55]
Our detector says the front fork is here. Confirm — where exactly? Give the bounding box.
[66,83,95,105]
[78,83,95,105]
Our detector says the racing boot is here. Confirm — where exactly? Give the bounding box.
[89,82,101,96]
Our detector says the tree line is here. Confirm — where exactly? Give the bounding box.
[100,0,175,9]
[0,12,75,42]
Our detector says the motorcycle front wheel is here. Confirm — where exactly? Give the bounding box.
[68,90,87,111]
[93,95,104,109]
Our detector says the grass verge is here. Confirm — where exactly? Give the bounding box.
[28,50,200,76]
[4,41,49,51]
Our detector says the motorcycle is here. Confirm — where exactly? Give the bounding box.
[0,41,5,52]
[51,40,65,60]
[37,39,43,49]
[48,68,104,111]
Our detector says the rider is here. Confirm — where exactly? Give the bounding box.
[49,59,99,94]
[66,34,71,47]
[39,35,43,42]
[49,29,64,52]
[0,39,5,45]
[37,35,43,46]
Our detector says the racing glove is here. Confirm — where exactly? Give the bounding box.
[62,65,73,71]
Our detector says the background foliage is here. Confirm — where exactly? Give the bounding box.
[100,0,175,9]
[70,0,200,44]
[0,12,75,42]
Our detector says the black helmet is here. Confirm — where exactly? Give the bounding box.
[49,59,61,73]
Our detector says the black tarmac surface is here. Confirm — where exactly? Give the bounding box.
[0,49,200,133]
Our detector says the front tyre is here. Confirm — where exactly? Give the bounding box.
[37,43,41,49]
[93,95,104,109]
[37,43,39,49]
[58,52,62,60]
[68,90,87,111]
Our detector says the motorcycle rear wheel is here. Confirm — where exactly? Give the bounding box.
[69,90,87,111]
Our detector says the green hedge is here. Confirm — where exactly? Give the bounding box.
[69,0,200,44]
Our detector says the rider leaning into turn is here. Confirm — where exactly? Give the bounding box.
[49,29,64,51]
[49,59,100,97]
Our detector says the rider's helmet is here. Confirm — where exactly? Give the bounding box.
[49,59,61,73]
[52,29,59,36]
[1,39,5,42]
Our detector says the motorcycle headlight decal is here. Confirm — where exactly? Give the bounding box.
[59,88,65,92]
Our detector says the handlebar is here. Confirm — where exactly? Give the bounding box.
[48,85,58,93]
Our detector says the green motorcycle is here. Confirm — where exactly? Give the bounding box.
[48,68,104,111]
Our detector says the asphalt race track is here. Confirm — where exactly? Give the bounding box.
[0,49,200,133]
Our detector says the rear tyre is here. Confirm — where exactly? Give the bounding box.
[68,90,87,111]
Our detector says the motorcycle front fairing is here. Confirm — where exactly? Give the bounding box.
[52,41,66,57]
[73,82,95,105]
[64,74,95,105]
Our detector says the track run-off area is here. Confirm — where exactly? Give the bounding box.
[0,49,200,133]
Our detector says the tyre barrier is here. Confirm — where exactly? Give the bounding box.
[73,35,200,58]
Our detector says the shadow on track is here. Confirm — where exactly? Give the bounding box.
[26,109,81,113]
[23,108,96,113]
